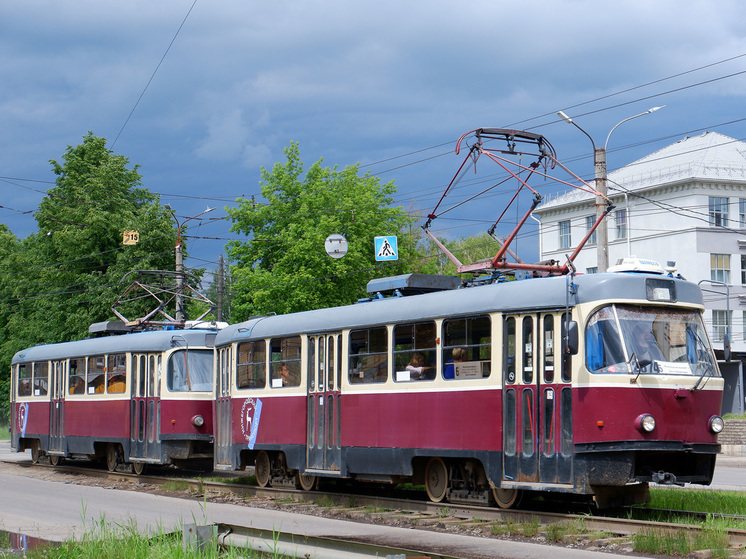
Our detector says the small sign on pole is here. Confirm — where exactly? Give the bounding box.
[123,230,139,245]
[325,234,348,258]
[374,236,398,261]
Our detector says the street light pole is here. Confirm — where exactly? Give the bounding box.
[166,205,215,322]
[557,106,664,272]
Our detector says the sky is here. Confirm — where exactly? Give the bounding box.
[2,1,746,284]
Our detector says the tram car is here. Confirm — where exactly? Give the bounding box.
[212,267,724,508]
[9,322,223,474]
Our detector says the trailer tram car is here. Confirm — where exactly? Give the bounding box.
[213,270,724,508]
[10,324,221,474]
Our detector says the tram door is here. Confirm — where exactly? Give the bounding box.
[214,346,233,469]
[131,354,160,460]
[49,360,66,454]
[503,313,572,485]
[306,334,342,473]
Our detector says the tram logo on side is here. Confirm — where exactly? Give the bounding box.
[240,398,262,450]
[17,403,29,438]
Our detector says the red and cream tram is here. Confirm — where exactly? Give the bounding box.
[213,270,724,508]
[10,323,222,474]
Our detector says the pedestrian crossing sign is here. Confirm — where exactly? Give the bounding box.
[375,236,398,261]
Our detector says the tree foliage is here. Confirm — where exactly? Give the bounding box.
[226,142,419,319]
[0,133,177,420]
[421,232,504,276]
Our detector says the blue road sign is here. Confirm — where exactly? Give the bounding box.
[374,236,398,261]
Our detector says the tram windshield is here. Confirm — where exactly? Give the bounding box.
[586,304,718,377]
[167,349,214,392]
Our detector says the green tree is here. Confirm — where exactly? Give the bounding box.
[226,142,418,319]
[0,134,177,421]
[423,232,504,276]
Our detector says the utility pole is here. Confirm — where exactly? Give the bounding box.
[166,205,215,323]
[557,106,664,272]
[217,254,224,322]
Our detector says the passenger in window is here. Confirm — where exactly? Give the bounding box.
[278,362,300,386]
[630,323,665,370]
[443,347,467,379]
[406,352,433,380]
[69,377,84,395]
[107,375,126,393]
[19,378,32,397]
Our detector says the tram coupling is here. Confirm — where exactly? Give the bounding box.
[651,470,683,486]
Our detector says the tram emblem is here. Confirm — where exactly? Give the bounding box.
[17,403,29,437]
[240,398,262,450]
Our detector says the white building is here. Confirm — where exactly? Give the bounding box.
[534,131,746,414]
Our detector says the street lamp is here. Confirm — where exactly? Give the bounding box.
[557,106,664,272]
[166,205,215,322]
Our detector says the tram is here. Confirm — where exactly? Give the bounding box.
[212,269,724,508]
[9,322,223,474]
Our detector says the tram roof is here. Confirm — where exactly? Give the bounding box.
[216,272,703,345]
[12,328,218,364]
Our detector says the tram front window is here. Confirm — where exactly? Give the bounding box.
[586,304,718,377]
[168,349,214,392]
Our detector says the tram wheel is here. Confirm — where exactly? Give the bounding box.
[49,454,63,467]
[255,451,271,488]
[132,461,147,476]
[425,457,448,503]
[106,444,120,472]
[297,473,317,492]
[30,440,41,464]
[492,486,522,509]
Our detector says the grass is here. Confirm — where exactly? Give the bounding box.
[0,423,9,441]
[633,525,731,558]
[16,517,291,559]
[722,412,746,420]
[642,488,746,527]
[160,480,191,492]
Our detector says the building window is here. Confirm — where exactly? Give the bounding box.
[559,220,571,249]
[586,267,598,274]
[740,199,746,228]
[710,253,731,284]
[615,209,627,239]
[709,197,729,227]
[585,215,597,245]
[712,310,731,342]
[742,255,746,285]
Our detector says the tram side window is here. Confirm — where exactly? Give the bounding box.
[34,362,48,396]
[394,321,436,382]
[68,358,86,395]
[236,341,266,389]
[16,364,32,397]
[442,315,491,380]
[87,356,106,394]
[522,317,534,383]
[107,353,127,394]
[349,327,388,384]
[544,315,555,383]
[505,317,516,384]
[270,336,302,388]
[585,307,626,374]
[561,313,573,382]
[168,349,213,392]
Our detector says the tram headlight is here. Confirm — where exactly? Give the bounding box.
[192,415,205,428]
[709,415,724,434]
[635,414,656,433]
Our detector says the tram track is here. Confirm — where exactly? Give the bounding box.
[10,459,746,553]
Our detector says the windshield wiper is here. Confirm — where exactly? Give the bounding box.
[628,351,652,384]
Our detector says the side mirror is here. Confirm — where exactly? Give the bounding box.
[564,320,579,355]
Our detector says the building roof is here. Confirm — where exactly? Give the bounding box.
[537,131,746,211]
